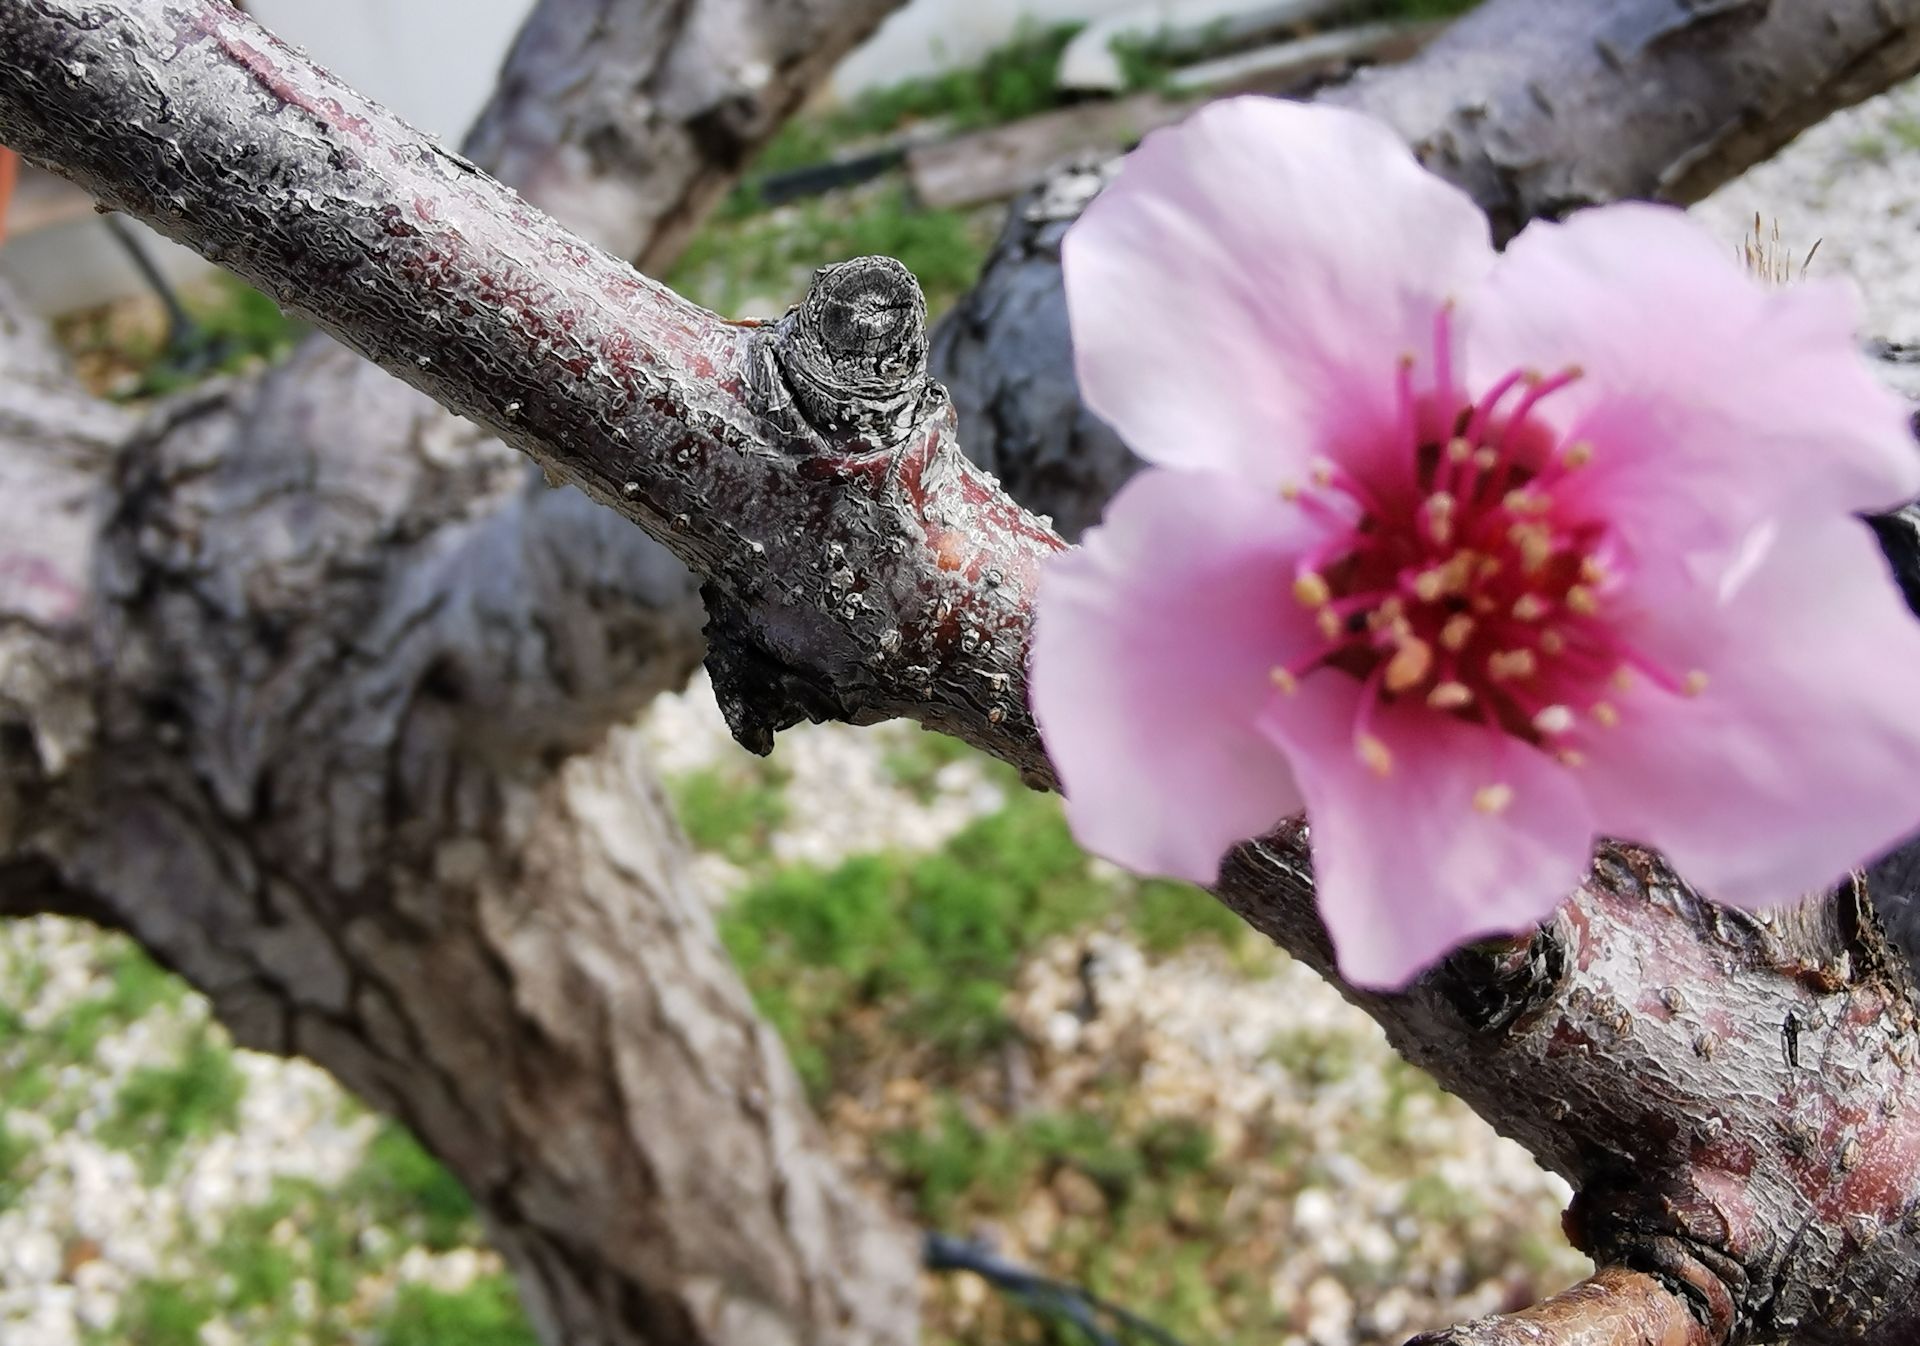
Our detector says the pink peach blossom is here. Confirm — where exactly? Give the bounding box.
[1032,96,1920,988]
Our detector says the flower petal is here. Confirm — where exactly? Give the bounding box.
[1469,203,1920,573]
[1063,97,1493,489]
[1260,679,1597,989]
[1031,467,1328,883]
[1576,515,1920,906]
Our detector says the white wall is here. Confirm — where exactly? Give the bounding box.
[833,0,1134,94]
[245,0,538,142]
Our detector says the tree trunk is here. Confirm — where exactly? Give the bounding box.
[0,0,926,1340]
[0,276,921,1346]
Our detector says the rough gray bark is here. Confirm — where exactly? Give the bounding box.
[7,2,1920,1345]
[934,0,1920,539]
[0,281,921,1346]
[0,0,922,1342]
[465,0,906,275]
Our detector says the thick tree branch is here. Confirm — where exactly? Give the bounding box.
[8,4,1920,1346]
[465,0,906,272]
[0,0,1061,772]
[935,0,1920,535]
[1407,1267,1714,1346]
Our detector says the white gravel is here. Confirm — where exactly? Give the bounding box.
[1694,77,1920,339]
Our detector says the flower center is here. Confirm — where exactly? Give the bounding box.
[1270,306,1704,800]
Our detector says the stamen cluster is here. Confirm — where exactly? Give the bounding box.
[1271,315,1704,800]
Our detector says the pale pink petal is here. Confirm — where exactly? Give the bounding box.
[1260,679,1596,989]
[1575,516,1920,906]
[1063,97,1493,489]
[1469,203,1919,572]
[1032,468,1330,883]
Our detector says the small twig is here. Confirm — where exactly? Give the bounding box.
[1406,1267,1718,1346]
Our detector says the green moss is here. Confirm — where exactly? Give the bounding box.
[887,1101,1223,1227]
[1266,1025,1365,1087]
[667,185,994,321]
[1852,133,1892,164]
[204,1176,383,1341]
[97,1024,246,1179]
[53,940,184,1057]
[0,1117,32,1207]
[348,1121,478,1252]
[881,728,998,801]
[749,23,1084,181]
[59,274,308,400]
[110,1279,217,1346]
[377,1276,539,1346]
[1130,879,1251,956]
[717,780,1267,1093]
[668,764,790,865]
[882,1099,1033,1224]
[720,789,1116,1088]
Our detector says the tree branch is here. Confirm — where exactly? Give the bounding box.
[465,0,907,272]
[1407,1267,1715,1346]
[935,0,1920,536]
[8,3,1920,1345]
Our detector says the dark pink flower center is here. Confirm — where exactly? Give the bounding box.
[1271,306,1703,802]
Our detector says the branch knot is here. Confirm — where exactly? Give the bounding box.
[772,256,929,446]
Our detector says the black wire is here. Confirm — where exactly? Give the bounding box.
[923,1231,1196,1346]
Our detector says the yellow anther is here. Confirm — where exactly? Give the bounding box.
[1565,585,1598,615]
[1561,441,1594,468]
[1684,670,1709,696]
[1473,784,1514,815]
[1270,666,1299,694]
[1440,614,1475,652]
[1503,489,1549,515]
[1580,555,1608,583]
[1447,437,1473,463]
[1473,447,1499,473]
[1539,629,1567,655]
[1366,597,1407,633]
[1281,481,1302,502]
[1512,594,1550,622]
[1358,734,1394,777]
[1510,523,1552,573]
[1591,701,1619,727]
[1487,648,1538,682]
[1311,461,1335,487]
[1413,569,1446,603]
[1532,704,1575,736]
[1317,607,1343,641]
[1384,638,1434,694]
[1293,572,1332,607]
[1611,667,1634,691]
[1557,748,1587,768]
[1427,681,1474,710]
